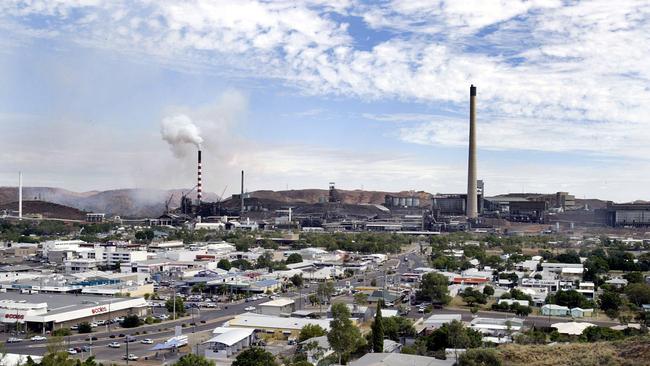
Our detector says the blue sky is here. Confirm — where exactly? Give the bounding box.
[1,0,650,201]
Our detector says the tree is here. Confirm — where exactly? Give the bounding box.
[624,283,650,306]
[121,314,142,328]
[317,281,335,312]
[299,324,327,342]
[624,271,644,284]
[231,259,253,270]
[256,252,274,269]
[418,273,451,305]
[460,288,487,306]
[371,304,384,352]
[217,259,232,271]
[546,289,592,308]
[599,290,622,314]
[382,316,416,341]
[328,303,364,364]
[457,349,502,366]
[290,274,304,288]
[286,253,303,264]
[233,347,279,366]
[354,292,368,305]
[192,283,207,294]
[174,354,216,366]
[482,285,494,297]
[77,322,92,333]
[166,296,185,317]
[424,320,482,352]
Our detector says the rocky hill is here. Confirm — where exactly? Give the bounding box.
[0,200,87,220]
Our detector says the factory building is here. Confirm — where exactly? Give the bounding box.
[384,195,421,208]
[606,202,650,227]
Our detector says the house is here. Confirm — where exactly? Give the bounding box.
[570,307,594,318]
[423,314,462,330]
[299,336,334,365]
[576,282,595,299]
[498,299,530,307]
[226,313,331,335]
[204,327,255,359]
[327,304,373,322]
[258,298,295,316]
[469,317,524,337]
[541,304,569,316]
[605,278,628,289]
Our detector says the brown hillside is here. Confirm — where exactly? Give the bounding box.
[0,200,87,220]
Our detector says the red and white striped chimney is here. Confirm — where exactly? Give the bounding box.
[197,149,202,203]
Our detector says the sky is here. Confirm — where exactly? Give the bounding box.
[1,0,649,202]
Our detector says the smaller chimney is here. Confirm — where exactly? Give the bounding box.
[241,170,245,214]
[197,150,202,203]
[18,172,22,219]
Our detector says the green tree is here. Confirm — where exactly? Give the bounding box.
[192,283,207,294]
[354,292,368,305]
[286,253,303,264]
[317,281,335,312]
[231,259,253,270]
[290,274,304,288]
[371,304,384,352]
[233,347,279,366]
[624,283,650,306]
[165,296,185,317]
[217,259,232,271]
[77,321,92,333]
[623,272,644,284]
[298,324,327,342]
[173,354,216,366]
[598,290,622,315]
[460,288,487,306]
[457,349,503,366]
[121,314,142,328]
[328,303,364,364]
[256,252,274,269]
[382,316,416,341]
[482,285,494,296]
[418,272,451,305]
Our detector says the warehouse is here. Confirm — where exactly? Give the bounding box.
[0,292,148,333]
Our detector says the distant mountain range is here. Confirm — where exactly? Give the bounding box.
[0,186,430,218]
[0,186,611,218]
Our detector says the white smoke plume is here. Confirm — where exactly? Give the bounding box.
[160,114,204,156]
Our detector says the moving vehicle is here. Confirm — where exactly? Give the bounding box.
[123,354,138,361]
[7,337,23,343]
[125,335,136,343]
[244,306,256,311]
[67,348,77,355]
[140,338,153,344]
[31,336,47,341]
[108,342,120,348]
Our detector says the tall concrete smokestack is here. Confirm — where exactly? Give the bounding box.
[240,170,245,214]
[197,150,202,203]
[466,84,478,220]
[18,172,23,219]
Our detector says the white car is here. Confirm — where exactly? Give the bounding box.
[123,354,138,361]
[140,338,153,344]
[67,348,77,355]
[108,342,120,348]
[31,336,47,341]
[244,306,256,311]
[157,314,170,320]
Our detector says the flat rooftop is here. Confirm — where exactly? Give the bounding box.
[0,292,134,315]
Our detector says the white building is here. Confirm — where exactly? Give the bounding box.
[204,327,255,359]
[258,298,296,316]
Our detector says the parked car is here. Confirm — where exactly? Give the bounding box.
[123,354,138,361]
[30,336,47,341]
[108,342,120,348]
[67,348,77,355]
[140,338,153,344]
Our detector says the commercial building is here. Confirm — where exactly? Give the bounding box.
[204,327,255,359]
[0,292,148,332]
[258,298,295,316]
